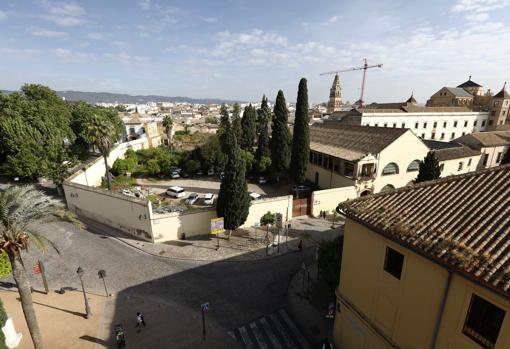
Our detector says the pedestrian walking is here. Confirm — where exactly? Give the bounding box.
[136,312,146,330]
[319,210,323,219]
[323,211,327,219]
[298,239,303,252]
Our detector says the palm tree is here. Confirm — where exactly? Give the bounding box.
[82,115,116,190]
[162,115,173,148]
[0,185,62,349]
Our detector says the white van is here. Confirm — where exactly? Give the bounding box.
[166,186,185,198]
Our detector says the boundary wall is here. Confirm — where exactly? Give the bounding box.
[311,186,358,217]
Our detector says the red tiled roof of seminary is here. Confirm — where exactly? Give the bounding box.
[341,165,510,296]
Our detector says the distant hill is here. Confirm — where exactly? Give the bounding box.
[0,89,243,105]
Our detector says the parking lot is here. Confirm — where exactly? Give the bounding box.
[135,176,292,206]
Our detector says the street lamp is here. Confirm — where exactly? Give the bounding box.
[76,267,92,319]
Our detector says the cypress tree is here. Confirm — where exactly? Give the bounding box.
[241,104,257,150]
[256,96,271,160]
[290,78,310,184]
[217,104,231,153]
[216,127,251,239]
[416,151,441,183]
[501,146,510,165]
[231,103,242,142]
[270,90,291,181]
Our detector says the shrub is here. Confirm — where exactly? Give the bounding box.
[260,211,276,226]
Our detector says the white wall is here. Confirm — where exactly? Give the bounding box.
[69,138,148,187]
[63,182,153,241]
[374,131,429,192]
[440,154,481,177]
[311,187,358,217]
[361,111,488,141]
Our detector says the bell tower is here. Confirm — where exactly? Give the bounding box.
[327,73,342,113]
[487,82,510,130]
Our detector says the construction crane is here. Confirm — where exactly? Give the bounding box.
[320,58,383,107]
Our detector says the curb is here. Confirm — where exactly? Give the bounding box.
[80,217,317,264]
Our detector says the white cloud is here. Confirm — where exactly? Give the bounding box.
[104,52,148,64]
[139,0,151,10]
[450,0,508,22]
[28,27,68,38]
[326,15,340,24]
[199,16,217,23]
[112,40,128,47]
[0,48,41,59]
[52,48,94,61]
[36,1,87,26]
[0,10,7,20]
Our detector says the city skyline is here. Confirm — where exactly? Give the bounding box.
[1,0,510,103]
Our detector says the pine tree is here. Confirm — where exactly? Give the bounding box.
[416,151,441,183]
[231,103,242,142]
[216,127,251,238]
[290,78,310,184]
[501,146,510,165]
[241,104,257,150]
[270,90,291,181]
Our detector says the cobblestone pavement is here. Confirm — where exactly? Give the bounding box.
[1,216,342,348]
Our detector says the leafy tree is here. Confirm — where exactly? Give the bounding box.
[256,156,272,174]
[115,104,126,112]
[197,136,226,171]
[112,157,137,176]
[0,85,75,179]
[82,115,116,190]
[241,105,257,150]
[416,151,441,183]
[231,103,242,142]
[270,90,291,181]
[260,211,276,226]
[216,127,251,239]
[163,115,174,147]
[185,159,200,175]
[290,78,310,184]
[240,149,255,174]
[317,235,344,292]
[146,159,161,176]
[501,146,510,165]
[0,185,70,349]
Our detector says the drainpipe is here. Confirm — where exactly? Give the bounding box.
[430,271,452,349]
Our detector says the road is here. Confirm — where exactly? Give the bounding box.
[4,220,317,348]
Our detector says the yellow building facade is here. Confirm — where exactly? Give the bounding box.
[333,166,510,349]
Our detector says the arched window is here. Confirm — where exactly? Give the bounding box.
[407,160,420,172]
[382,163,399,176]
[381,184,396,192]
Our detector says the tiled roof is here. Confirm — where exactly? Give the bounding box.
[444,87,473,98]
[494,86,510,99]
[424,140,481,161]
[340,165,510,297]
[457,78,482,88]
[309,124,408,161]
[457,131,510,147]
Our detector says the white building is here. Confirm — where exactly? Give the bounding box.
[331,96,489,141]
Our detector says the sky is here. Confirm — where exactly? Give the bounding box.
[1,0,510,104]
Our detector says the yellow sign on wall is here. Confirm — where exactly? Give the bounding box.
[210,218,224,235]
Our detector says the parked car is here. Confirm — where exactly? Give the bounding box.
[218,171,225,180]
[207,168,214,176]
[170,172,180,179]
[203,193,215,205]
[196,170,204,176]
[249,192,262,201]
[166,186,185,198]
[258,176,267,184]
[185,193,199,205]
[181,172,189,178]
[169,166,182,174]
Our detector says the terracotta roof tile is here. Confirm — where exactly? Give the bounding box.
[340,165,510,297]
[310,124,408,161]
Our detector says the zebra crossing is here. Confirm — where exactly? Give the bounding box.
[228,308,311,349]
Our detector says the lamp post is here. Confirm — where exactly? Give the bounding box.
[76,267,92,318]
